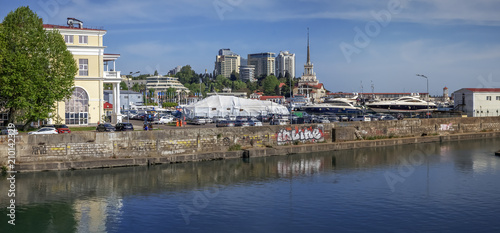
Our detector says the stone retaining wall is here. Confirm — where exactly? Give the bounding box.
[1,116,499,171]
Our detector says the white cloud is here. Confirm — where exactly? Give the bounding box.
[35,0,500,26]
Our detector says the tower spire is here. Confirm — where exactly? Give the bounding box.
[307,27,310,65]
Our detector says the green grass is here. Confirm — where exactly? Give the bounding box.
[69,126,96,131]
[228,144,242,151]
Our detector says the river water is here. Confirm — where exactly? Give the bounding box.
[1,137,500,232]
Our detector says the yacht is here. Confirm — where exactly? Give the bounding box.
[366,96,437,113]
[298,98,363,114]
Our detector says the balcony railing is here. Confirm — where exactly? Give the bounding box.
[104,71,121,80]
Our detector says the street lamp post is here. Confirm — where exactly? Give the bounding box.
[416,74,429,118]
[128,71,140,122]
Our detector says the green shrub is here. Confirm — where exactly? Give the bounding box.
[228,144,242,151]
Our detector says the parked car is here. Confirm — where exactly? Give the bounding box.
[96,123,116,132]
[235,120,250,127]
[257,114,271,122]
[191,117,206,125]
[0,126,18,135]
[236,116,248,122]
[381,115,398,121]
[155,115,174,124]
[326,115,340,122]
[270,118,288,125]
[200,116,213,124]
[338,115,349,122]
[212,116,226,123]
[28,127,58,135]
[368,115,379,121]
[248,119,263,127]
[54,124,71,134]
[350,115,371,122]
[216,120,235,127]
[115,122,134,131]
[318,117,331,123]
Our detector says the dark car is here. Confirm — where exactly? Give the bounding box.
[96,123,115,132]
[216,120,235,127]
[54,124,71,134]
[115,122,134,131]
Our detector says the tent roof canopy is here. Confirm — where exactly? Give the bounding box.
[183,95,289,118]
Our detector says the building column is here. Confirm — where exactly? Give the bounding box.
[112,83,121,123]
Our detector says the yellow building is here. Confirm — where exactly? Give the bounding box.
[44,18,122,125]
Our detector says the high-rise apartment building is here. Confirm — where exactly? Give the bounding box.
[215,49,240,78]
[275,51,295,78]
[239,65,256,82]
[247,52,276,78]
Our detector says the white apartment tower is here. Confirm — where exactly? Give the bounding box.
[215,49,240,78]
[275,51,295,78]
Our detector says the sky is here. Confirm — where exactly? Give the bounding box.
[2,0,500,95]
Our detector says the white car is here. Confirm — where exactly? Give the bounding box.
[157,115,174,124]
[248,120,263,127]
[28,127,58,135]
[350,115,371,122]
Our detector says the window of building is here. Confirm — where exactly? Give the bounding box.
[64,35,73,44]
[79,35,88,44]
[79,59,88,76]
[65,87,89,125]
[496,96,500,101]
[486,96,492,101]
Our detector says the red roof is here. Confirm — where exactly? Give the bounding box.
[307,83,324,89]
[103,102,113,109]
[43,24,106,31]
[465,88,500,92]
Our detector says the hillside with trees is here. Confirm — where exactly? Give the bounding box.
[125,65,297,98]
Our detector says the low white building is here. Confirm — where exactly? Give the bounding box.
[453,88,500,117]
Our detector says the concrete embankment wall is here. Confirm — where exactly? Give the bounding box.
[1,117,499,172]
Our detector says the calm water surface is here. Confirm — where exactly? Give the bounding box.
[2,138,500,232]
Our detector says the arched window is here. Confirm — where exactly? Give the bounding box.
[65,87,89,125]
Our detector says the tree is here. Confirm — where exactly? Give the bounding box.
[230,70,240,81]
[120,81,128,90]
[154,70,158,76]
[131,83,140,92]
[262,75,280,96]
[0,6,77,129]
[175,65,197,84]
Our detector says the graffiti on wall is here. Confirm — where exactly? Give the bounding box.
[439,123,454,131]
[276,126,325,145]
[32,146,47,155]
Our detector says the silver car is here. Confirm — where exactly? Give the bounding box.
[28,127,58,135]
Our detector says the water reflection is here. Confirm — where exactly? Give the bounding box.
[1,137,499,232]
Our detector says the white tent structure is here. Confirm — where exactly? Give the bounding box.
[183,95,290,118]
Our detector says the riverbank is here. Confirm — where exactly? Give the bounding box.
[12,131,500,172]
[2,116,500,172]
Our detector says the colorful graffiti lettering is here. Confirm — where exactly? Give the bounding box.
[276,126,325,145]
[439,123,453,131]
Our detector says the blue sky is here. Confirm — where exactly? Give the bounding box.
[2,0,500,95]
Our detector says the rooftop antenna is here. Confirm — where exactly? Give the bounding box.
[67,17,83,28]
